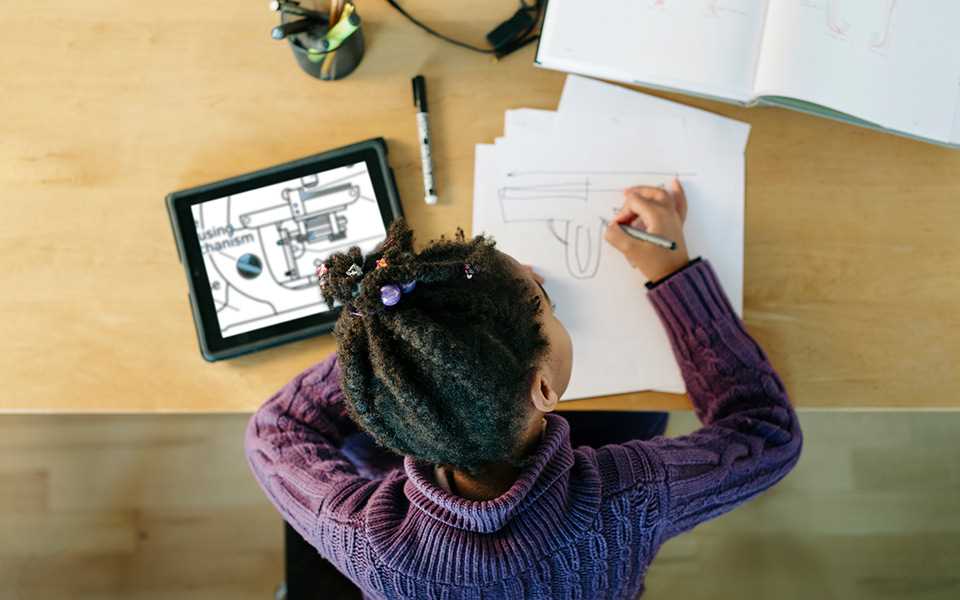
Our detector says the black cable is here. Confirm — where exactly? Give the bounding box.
[383,0,543,56]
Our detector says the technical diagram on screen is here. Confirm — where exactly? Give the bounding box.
[167,138,403,361]
[193,164,385,338]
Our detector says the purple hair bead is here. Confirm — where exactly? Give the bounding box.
[380,284,402,307]
[400,280,417,294]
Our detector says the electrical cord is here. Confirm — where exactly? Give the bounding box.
[383,0,544,56]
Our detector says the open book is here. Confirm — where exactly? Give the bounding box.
[536,0,960,147]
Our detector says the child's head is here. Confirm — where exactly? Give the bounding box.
[321,220,572,474]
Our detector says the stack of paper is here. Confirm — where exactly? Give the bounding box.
[472,76,751,400]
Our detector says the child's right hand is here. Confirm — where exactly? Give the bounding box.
[603,178,691,282]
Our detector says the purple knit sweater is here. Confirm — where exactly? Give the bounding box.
[246,260,802,599]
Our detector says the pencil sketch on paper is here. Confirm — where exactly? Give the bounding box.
[808,0,897,52]
[826,0,851,37]
[497,171,694,279]
[650,0,749,17]
[868,0,896,51]
[705,0,749,17]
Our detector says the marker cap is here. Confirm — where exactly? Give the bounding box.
[412,75,428,112]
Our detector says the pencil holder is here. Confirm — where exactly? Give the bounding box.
[284,3,364,81]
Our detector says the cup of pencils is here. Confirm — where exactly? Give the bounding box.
[270,1,364,81]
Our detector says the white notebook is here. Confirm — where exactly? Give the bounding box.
[536,0,960,147]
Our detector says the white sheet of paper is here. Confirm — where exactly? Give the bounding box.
[754,0,960,142]
[504,109,556,139]
[473,80,747,399]
[473,144,496,239]
[558,76,751,155]
[497,120,694,178]
[953,97,960,145]
[537,0,769,103]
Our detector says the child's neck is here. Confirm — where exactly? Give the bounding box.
[447,416,547,501]
[447,463,519,501]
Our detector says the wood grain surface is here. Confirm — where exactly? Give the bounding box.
[2,1,958,412]
[2,411,958,598]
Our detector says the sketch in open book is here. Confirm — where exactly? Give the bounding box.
[497,171,694,279]
[805,0,897,51]
[649,0,751,17]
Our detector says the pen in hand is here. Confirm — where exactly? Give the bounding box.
[603,179,690,281]
[601,219,676,251]
[617,224,676,250]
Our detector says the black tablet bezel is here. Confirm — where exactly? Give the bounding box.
[166,138,402,361]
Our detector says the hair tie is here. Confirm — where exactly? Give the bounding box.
[375,258,388,269]
[380,284,401,307]
[464,263,476,280]
[346,264,363,278]
[380,280,417,307]
[315,263,329,286]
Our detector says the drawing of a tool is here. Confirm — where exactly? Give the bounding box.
[238,175,360,289]
[826,0,851,36]
[825,0,896,48]
[498,180,606,279]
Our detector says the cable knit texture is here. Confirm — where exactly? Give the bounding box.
[245,260,802,599]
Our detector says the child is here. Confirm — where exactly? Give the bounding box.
[246,179,802,599]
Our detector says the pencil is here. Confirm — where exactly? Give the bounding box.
[321,2,354,79]
[329,0,345,28]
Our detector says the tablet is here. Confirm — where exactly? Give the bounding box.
[167,138,403,361]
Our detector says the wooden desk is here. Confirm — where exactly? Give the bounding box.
[3,1,958,412]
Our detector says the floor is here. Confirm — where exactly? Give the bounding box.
[1,411,957,600]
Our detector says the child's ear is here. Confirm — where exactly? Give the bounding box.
[529,370,559,413]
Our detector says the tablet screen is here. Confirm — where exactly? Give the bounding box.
[191,163,387,338]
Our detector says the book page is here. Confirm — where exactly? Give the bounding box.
[537,0,770,103]
[754,0,960,142]
[953,94,960,145]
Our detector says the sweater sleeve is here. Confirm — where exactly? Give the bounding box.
[632,260,802,543]
[245,353,379,547]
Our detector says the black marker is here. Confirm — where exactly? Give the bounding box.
[412,75,438,205]
[269,0,324,20]
[271,18,318,40]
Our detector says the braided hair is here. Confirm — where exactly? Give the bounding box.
[321,220,549,474]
